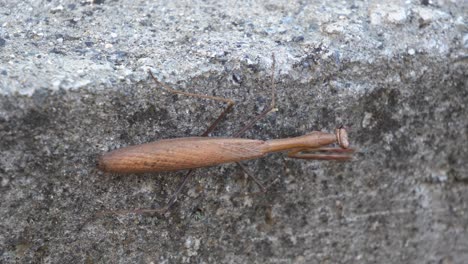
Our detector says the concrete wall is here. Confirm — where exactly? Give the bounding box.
[1,0,467,263]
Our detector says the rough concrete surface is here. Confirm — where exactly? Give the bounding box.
[1,0,467,263]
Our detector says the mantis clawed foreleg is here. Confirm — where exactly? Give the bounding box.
[287,147,354,161]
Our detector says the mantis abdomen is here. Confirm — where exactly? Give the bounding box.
[98,137,266,173]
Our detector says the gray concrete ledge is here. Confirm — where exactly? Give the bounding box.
[1,0,467,263]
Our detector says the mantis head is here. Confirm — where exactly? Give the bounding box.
[335,127,349,149]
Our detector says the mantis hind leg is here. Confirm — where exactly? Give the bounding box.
[99,72,237,216]
[164,54,278,210]
[107,55,277,215]
[137,71,238,214]
[148,70,235,136]
[163,54,278,208]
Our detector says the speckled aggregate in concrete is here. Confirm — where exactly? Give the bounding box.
[1,0,467,263]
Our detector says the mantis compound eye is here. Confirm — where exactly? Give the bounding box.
[336,127,349,149]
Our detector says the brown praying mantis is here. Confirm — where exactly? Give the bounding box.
[98,55,353,214]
